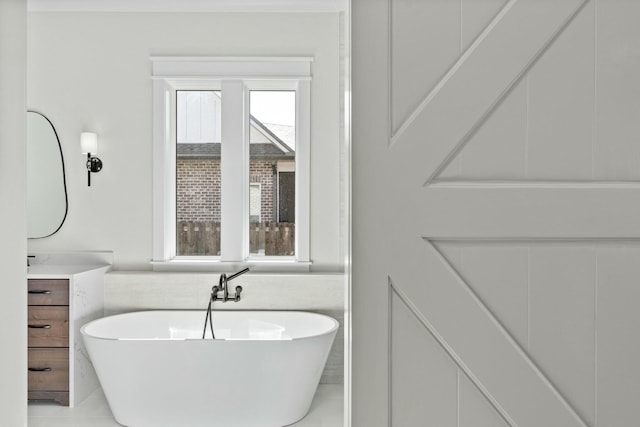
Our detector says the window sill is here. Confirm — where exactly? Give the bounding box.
[150,258,311,273]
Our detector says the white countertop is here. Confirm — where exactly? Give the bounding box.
[27,264,111,278]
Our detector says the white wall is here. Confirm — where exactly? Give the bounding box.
[0,0,27,425]
[26,12,342,271]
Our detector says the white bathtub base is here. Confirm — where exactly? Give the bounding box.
[81,311,338,427]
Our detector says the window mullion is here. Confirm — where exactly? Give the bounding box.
[220,80,248,262]
[296,80,310,262]
[153,80,175,262]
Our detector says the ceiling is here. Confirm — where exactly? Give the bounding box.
[27,0,347,12]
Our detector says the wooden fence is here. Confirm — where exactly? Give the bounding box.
[177,221,295,256]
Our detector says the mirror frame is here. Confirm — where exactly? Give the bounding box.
[27,110,69,239]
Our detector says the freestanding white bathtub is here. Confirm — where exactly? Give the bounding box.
[81,310,338,427]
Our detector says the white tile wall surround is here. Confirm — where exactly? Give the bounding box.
[104,272,346,384]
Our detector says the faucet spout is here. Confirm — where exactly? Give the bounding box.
[219,273,228,301]
[204,268,249,339]
[227,267,250,282]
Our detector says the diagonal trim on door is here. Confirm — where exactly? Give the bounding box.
[388,0,590,187]
[428,240,591,427]
[386,235,590,427]
[389,278,516,426]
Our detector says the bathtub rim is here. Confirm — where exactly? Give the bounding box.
[80,309,340,342]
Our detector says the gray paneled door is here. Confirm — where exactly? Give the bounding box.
[353,0,640,426]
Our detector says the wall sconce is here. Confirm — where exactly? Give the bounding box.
[80,132,102,187]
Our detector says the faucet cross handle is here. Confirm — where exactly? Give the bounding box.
[233,285,243,302]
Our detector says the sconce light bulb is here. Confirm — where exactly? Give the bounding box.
[80,132,98,154]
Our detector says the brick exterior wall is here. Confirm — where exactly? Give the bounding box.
[177,158,276,222]
[177,159,221,221]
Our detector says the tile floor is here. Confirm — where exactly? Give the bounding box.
[28,384,344,426]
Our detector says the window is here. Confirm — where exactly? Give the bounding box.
[176,90,222,256]
[152,57,311,270]
[249,90,296,257]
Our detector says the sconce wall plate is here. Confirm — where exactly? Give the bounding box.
[87,156,103,173]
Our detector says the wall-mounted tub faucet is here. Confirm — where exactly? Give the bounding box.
[212,267,249,303]
[202,268,249,339]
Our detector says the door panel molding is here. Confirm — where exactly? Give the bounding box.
[390,280,515,426]
[385,1,599,423]
[390,287,459,426]
[387,238,589,426]
[351,0,639,425]
[430,180,640,188]
[416,187,640,240]
[388,0,589,186]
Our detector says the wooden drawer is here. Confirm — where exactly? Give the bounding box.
[28,279,69,306]
[28,348,69,392]
[28,306,69,347]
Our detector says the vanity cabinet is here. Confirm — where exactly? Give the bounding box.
[28,279,70,405]
[27,264,109,407]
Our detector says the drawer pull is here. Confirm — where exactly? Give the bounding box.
[28,290,52,295]
[28,324,51,329]
[28,367,52,372]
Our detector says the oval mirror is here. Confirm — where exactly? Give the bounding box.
[27,111,68,238]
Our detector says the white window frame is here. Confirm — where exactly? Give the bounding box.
[249,182,262,224]
[151,57,311,271]
[276,160,296,222]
